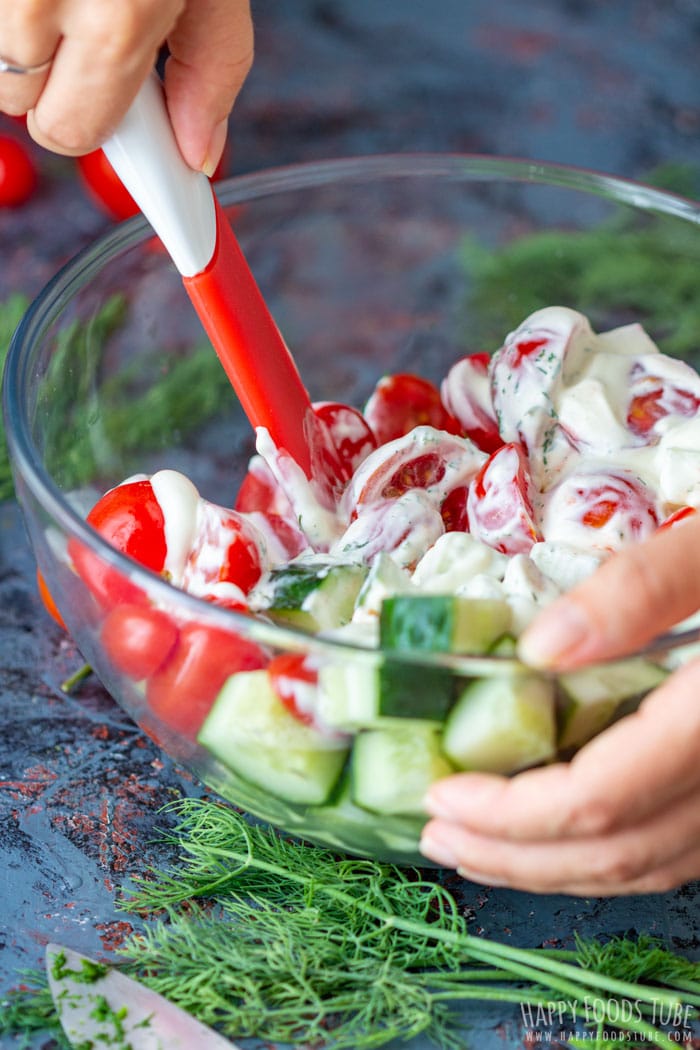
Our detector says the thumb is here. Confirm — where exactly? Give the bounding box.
[518,512,700,670]
[164,0,254,174]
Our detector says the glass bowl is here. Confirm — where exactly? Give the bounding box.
[4,155,699,865]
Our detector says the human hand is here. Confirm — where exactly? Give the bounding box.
[420,512,700,895]
[0,0,253,174]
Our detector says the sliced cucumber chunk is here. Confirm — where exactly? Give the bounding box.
[352,723,454,816]
[198,670,349,805]
[318,657,452,729]
[262,561,368,631]
[380,594,512,654]
[557,658,667,750]
[443,673,556,774]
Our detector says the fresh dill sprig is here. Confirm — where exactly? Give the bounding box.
[0,293,31,501]
[0,292,234,502]
[110,798,698,1050]
[461,163,700,362]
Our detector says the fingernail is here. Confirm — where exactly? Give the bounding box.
[202,118,228,178]
[517,600,592,668]
[419,827,459,869]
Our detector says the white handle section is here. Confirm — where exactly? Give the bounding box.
[103,75,217,277]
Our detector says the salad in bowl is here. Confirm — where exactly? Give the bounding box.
[4,156,699,863]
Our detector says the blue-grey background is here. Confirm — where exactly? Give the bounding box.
[1,1,699,1047]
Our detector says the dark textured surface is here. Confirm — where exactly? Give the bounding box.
[1,2,699,1047]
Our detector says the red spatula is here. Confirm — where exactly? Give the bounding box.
[102,74,313,476]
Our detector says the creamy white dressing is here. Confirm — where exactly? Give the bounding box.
[100,307,700,651]
[150,468,200,585]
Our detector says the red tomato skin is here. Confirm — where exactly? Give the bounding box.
[364,373,463,446]
[467,442,541,555]
[146,622,267,738]
[101,604,179,680]
[312,401,378,483]
[268,652,318,725]
[68,479,167,609]
[440,485,470,532]
[36,569,67,630]
[76,150,139,221]
[658,506,697,531]
[0,135,38,207]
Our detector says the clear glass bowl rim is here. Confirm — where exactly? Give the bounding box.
[4,152,700,671]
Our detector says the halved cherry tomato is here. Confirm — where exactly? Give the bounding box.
[268,652,318,725]
[627,384,700,437]
[441,353,503,454]
[146,622,267,737]
[68,479,167,609]
[364,373,463,446]
[101,604,179,680]
[76,149,139,221]
[440,484,470,532]
[36,569,67,630]
[312,401,377,485]
[467,442,541,555]
[185,503,263,595]
[659,506,697,531]
[345,430,484,512]
[0,134,38,207]
[544,471,659,549]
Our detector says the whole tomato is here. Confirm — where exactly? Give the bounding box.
[68,479,167,609]
[364,373,462,446]
[146,621,267,737]
[101,604,179,680]
[0,134,38,207]
[76,149,139,221]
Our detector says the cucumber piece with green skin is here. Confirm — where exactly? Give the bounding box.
[198,670,349,805]
[557,658,668,750]
[380,594,512,654]
[263,561,368,631]
[376,594,512,720]
[352,723,454,816]
[443,673,556,774]
[317,659,447,730]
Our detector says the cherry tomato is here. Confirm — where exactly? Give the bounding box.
[440,485,470,532]
[76,149,139,221]
[467,442,541,555]
[101,604,179,680]
[268,652,318,725]
[312,401,377,484]
[234,456,295,518]
[146,622,267,737]
[659,506,697,531]
[36,569,67,630]
[68,479,167,609]
[627,382,700,437]
[345,430,484,511]
[185,503,263,595]
[0,134,38,207]
[543,471,659,549]
[363,373,463,446]
[441,353,503,454]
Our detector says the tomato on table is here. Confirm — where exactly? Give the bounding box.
[363,373,463,446]
[146,622,267,738]
[101,604,179,680]
[0,134,38,207]
[68,479,167,609]
[76,149,139,221]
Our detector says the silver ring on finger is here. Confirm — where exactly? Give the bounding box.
[0,53,53,75]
